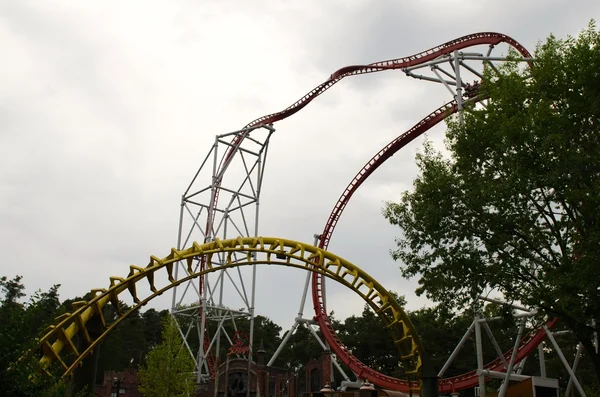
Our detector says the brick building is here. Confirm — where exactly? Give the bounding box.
[204,342,297,397]
[92,345,332,397]
[301,350,333,395]
[94,368,141,397]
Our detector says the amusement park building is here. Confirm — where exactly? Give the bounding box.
[94,368,141,397]
[92,345,331,397]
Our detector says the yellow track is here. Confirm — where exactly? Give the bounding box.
[38,237,423,383]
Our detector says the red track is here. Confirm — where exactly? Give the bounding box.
[204,31,554,392]
[310,100,557,392]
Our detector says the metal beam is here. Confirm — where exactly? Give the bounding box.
[543,325,586,397]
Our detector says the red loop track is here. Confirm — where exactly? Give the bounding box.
[204,31,554,392]
[310,100,556,392]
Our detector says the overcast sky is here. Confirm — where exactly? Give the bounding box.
[1,1,599,333]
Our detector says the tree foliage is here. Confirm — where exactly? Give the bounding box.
[0,274,172,396]
[0,276,74,396]
[3,273,600,393]
[138,317,196,397]
[383,22,600,381]
[334,294,406,377]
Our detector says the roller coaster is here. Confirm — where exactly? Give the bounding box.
[36,32,567,395]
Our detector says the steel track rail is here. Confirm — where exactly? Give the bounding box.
[37,237,423,392]
[311,99,558,392]
[202,30,544,392]
[210,32,531,215]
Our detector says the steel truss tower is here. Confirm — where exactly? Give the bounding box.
[171,125,274,384]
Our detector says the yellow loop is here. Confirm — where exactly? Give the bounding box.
[36,236,423,385]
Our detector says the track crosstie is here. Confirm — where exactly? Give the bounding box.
[38,237,422,392]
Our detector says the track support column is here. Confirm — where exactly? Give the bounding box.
[498,320,525,397]
[474,315,486,397]
[543,325,586,397]
[538,342,546,377]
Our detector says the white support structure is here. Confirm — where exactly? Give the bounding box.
[171,125,274,384]
[482,321,509,369]
[515,356,527,375]
[438,296,565,396]
[498,320,525,397]
[438,320,476,377]
[538,342,546,377]
[565,343,583,397]
[267,233,350,382]
[474,309,590,397]
[403,51,532,108]
[474,315,486,397]
[478,369,530,382]
[543,326,586,397]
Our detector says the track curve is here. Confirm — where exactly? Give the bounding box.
[198,31,543,391]
[210,32,532,220]
[310,99,557,392]
[37,237,422,392]
[313,100,458,390]
[306,39,551,392]
[242,32,529,129]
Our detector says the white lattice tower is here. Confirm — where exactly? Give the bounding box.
[171,125,274,384]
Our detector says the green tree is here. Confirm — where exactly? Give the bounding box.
[0,275,74,396]
[335,294,407,377]
[383,22,600,384]
[142,308,170,349]
[138,317,196,397]
[338,305,400,376]
[409,305,476,377]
